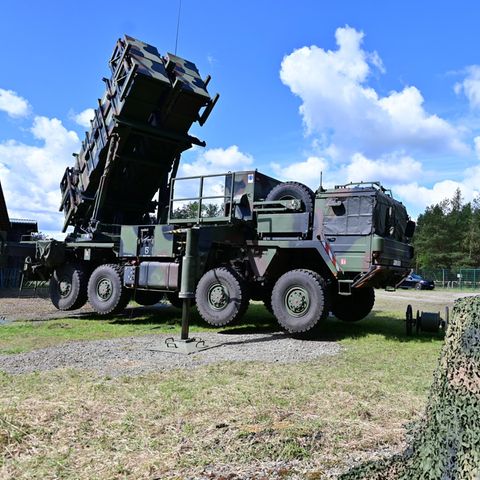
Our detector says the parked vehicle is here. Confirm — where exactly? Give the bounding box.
[24,35,415,335]
[399,273,435,290]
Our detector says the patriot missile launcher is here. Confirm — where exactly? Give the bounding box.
[60,35,218,234]
[27,35,414,336]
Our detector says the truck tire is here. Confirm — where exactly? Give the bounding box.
[50,262,88,311]
[195,267,249,326]
[133,290,163,306]
[88,264,131,315]
[332,287,375,322]
[271,269,328,334]
[265,182,315,213]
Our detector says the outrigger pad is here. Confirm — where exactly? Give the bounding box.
[150,337,220,355]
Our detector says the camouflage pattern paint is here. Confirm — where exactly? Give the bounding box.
[120,224,175,258]
[59,34,217,234]
[137,261,179,290]
[26,35,415,322]
[340,296,480,479]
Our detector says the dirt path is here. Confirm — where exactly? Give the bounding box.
[0,292,94,322]
[374,289,476,314]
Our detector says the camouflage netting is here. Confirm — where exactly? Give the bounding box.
[340,296,480,480]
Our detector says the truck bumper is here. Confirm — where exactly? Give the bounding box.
[352,264,410,289]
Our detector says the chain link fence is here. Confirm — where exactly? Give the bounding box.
[418,268,480,289]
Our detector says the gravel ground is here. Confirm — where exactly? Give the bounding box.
[0,331,341,376]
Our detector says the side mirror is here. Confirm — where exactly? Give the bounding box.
[405,220,416,239]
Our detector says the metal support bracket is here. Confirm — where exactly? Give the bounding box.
[151,336,217,355]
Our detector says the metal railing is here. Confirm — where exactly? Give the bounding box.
[168,173,235,224]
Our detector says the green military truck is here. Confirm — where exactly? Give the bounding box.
[27,35,414,335]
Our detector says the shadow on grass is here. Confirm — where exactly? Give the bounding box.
[227,310,444,344]
[73,303,279,332]
[319,312,445,343]
[67,303,444,344]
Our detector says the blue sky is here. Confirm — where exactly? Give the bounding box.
[1,0,480,235]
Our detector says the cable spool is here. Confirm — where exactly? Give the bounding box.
[418,312,441,333]
[406,305,449,336]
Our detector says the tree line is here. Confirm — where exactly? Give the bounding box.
[413,188,480,269]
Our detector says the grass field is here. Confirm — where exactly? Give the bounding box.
[0,297,448,479]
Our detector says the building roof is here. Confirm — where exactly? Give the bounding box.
[10,218,38,226]
[0,179,10,232]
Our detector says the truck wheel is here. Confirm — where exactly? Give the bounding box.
[133,290,163,306]
[271,269,328,334]
[88,264,131,315]
[265,182,315,213]
[196,267,249,326]
[332,287,375,322]
[50,262,88,311]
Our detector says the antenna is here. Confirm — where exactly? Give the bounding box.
[319,171,326,192]
[174,0,182,55]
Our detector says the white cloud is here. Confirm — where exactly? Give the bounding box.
[270,156,328,189]
[269,151,422,193]
[455,65,480,109]
[280,26,468,157]
[72,108,95,128]
[394,180,477,212]
[179,145,254,176]
[0,116,80,232]
[474,136,480,159]
[0,88,30,118]
[344,152,422,184]
[173,145,254,202]
[207,55,217,66]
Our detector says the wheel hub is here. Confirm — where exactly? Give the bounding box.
[59,279,72,297]
[285,286,309,317]
[208,283,229,310]
[97,278,113,301]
